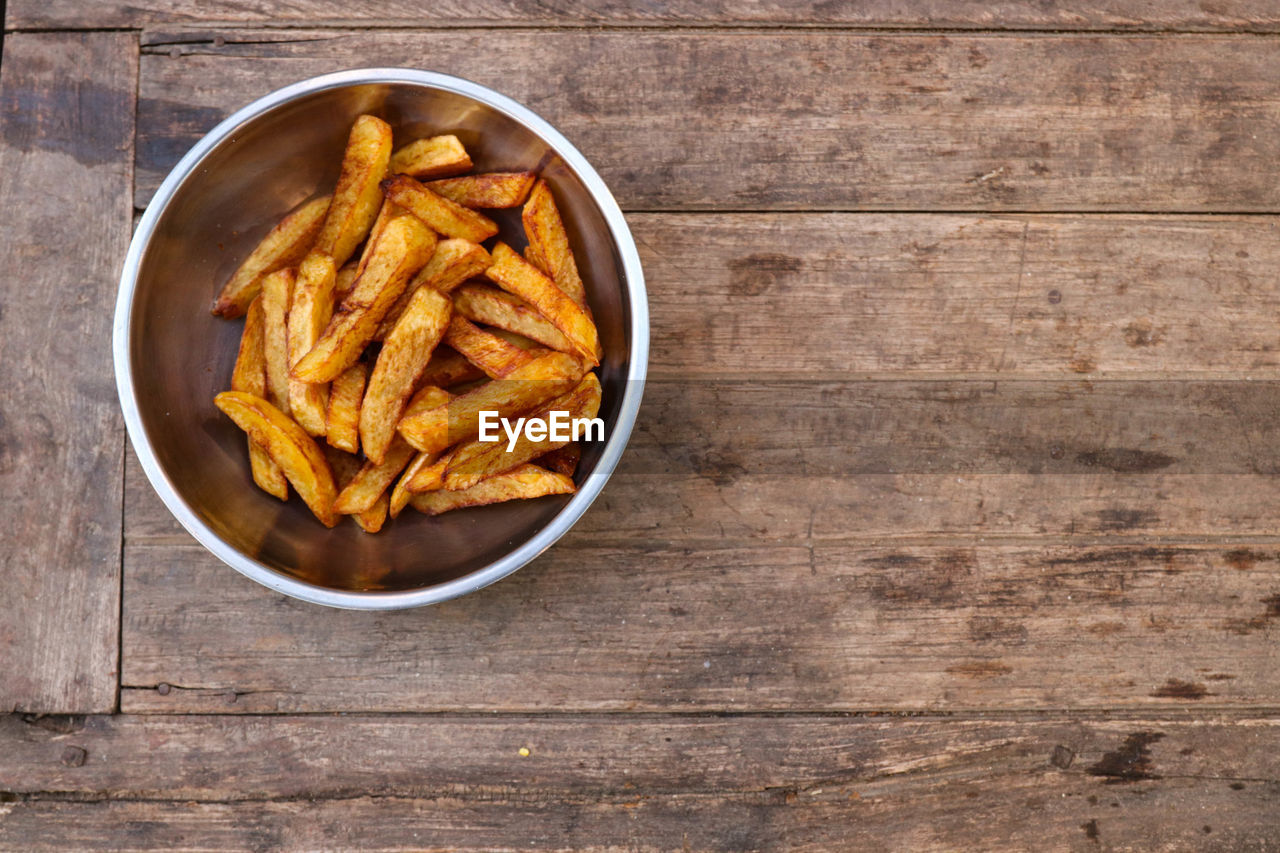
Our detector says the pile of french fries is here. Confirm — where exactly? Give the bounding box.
[211,115,603,532]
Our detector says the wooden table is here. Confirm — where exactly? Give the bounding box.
[4,3,1280,849]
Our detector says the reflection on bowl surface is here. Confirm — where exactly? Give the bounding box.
[114,69,647,609]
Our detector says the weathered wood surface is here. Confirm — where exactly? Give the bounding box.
[11,0,1280,31]
[136,31,1280,213]
[0,33,135,714]
[2,713,1277,850]
[119,539,1280,712]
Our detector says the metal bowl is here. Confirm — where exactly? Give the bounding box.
[114,69,648,609]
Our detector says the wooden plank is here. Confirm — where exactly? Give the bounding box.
[1,713,1277,851]
[0,33,136,714]
[136,31,1280,212]
[11,1,1280,32]
[120,542,1280,712]
[124,378,1280,545]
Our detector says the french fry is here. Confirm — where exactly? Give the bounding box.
[398,350,589,455]
[313,115,393,267]
[212,195,330,318]
[325,361,366,454]
[411,465,575,516]
[538,443,581,478]
[425,171,536,209]
[382,175,499,243]
[374,238,491,340]
[451,283,574,352]
[443,315,537,379]
[389,134,471,179]
[292,215,437,383]
[390,450,442,515]
[484,243,600,364]
[524,244,548,275]
[489,328,545,351]
[522,178,587,309]
[259,267,295,415]
[213,391,339,527]
[359,287,452,464]
[325,447,388,533]
[442,373,601,491]
[415,346,485,390]
[286,252,336,436]
[332,435,416,515]
[230,296,288,500]
[405,454,449,493]
[400,384,453,424]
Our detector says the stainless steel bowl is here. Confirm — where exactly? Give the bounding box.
[114,69,648,609]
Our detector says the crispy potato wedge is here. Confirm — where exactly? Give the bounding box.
[331,435,416,515]
[374,239,491,340]
[353,199,406,277]
[259,267,296,415]
[400,384,453,423]
[425,171,536,209]
[389,134,471,179]
[334,260,360,302]
[412,464,575,515]
[538,443,581,478]
[214,391,339,527]
[212,195,329,318]
[522,178,587,309]
[231,297,288,500]
[398,350,588,455]
[360,287,452,464]
[390,445,448,516]
[451,282,574,352]
[382,175,499,243]
[292,215,436,383]
[313,115,393,267]
[484,243,600,363]
[286,252,337,436]
[405,454,450,493]
[325,447,388,532]
[442,372,601,491]
[443,315,537,379]
[325,360,366,454]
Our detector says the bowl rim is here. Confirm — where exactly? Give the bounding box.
[113,67,649,610]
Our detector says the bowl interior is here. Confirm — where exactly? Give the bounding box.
[127,80,632,594]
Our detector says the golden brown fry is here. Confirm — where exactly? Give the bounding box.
[484,243,600,364]
[231,297,288,500]
[286,252,336,436]
[451,283,574,352]
[389,134,472,179]
[522,178,587,309]
[425,172,536,209]
[382,175,499,243]
[214,391,339,527]
[411,464,575,516]
[406,454,449,493]
[360,287,452,464]
[331,435,416,515]
[538,443,581,478]
[374,238,491,340]
[390,450,441,515]
[489,328,545,351]
[442,372,602,491]
[416,346,486,390]
[325,360,366,454]
[313,115,393,267]
[524,244,548,275]
[324,446,388,532]
[259,267,295,415]
[398,350,587,456]
[212,195,329,318]
[292,215,436,383]
[400,385,453,423]
[443,315,537,379]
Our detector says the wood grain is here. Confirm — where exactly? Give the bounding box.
[136,31,1280,212]
[0,33,136,714]
[1,712,1277,851]
[119,541,1280,712]
[10,0,1280,31]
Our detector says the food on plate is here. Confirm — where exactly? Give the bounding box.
[211,115,605,529]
